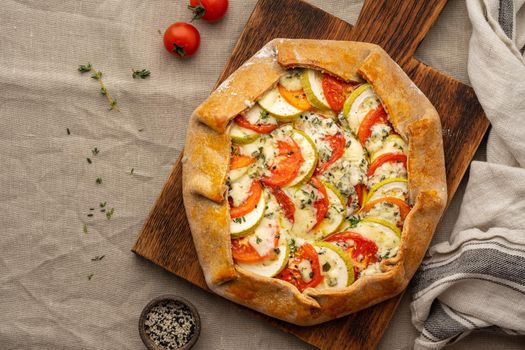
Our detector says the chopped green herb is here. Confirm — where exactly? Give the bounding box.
[322,262,331,272]
[86,158,92,164]
[273,248,281,255]
[157,29,162,35]
[91,255,105,261]
[259,110,269,120]
[132,69,151,79]
[78,63,92,73]
[255,236,262,244]
[87,273,94,280]
[83,223,88,234]
[100,86,107,95]
[95,177,102,185]
[105,208,114,220]
[348,216,360,228]
[91,147,99,156]
[289,239,298,256]
[66,128,71,135]
[130,168,134,175]
[99,201,107,208]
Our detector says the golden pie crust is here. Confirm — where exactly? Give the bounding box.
[182,39,447,326]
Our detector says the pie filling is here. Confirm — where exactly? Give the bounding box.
[226,68,410,292]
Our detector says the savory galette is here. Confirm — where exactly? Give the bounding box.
[182,39,447,326]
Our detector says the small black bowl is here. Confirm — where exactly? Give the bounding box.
[139,295,201,350]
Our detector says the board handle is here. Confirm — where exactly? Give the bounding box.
[351,0,448,66]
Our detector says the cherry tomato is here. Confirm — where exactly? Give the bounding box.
[229,181,262,218]
[278,84,312,111]
[367,153,407,177]
[310,177,329,229]
[261,139,304,188]
[188,0,228,22]
[163,22,200,58]
[277,242,323,292]
[234,114,278,134]
[322,74,354,113]
[325,231,378,270]
[272,187,295,223]
[230,152,255,170]
[231,232,279,263]
[357,105,388,144]
[360,196,411,225]
[315,132,346,175]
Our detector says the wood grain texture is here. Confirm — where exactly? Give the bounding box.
[133,0,489,349]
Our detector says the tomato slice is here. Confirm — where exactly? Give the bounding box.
[357,105,388,144]
[310,177,329,229]
[229,181,263,219]
[234,114,278,134]
[231,233,279,263]
[325,231,378,270]
[360,196,411,224]
[230,151,255,170]
[272,187,295,223]
[315,132,346,175]
[367,153,407,177]
[349,183,366,208]
[261,139,304,187]
[278,84,312,111]
[277,242,323,291]
[321,74,354,113]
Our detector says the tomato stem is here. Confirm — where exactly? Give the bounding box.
[173,43,186,57]
[187,4,206,22]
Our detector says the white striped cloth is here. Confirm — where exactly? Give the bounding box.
[410,0,525,349]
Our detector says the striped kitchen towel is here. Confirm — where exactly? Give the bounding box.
[410,0,525,349]
[411,228,525,349]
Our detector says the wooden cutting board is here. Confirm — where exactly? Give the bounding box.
[133,0,489,348]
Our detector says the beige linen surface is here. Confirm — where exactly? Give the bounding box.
[0,0,523,349]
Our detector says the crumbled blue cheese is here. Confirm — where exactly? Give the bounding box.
[366,123,392,154]
[360,262,382,277]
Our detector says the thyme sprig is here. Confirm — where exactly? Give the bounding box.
[78,63,119,111]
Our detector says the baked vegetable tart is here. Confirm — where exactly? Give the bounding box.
[182,39,447,326]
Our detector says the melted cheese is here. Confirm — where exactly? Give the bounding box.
[314,244,349,288]
[371,135,407,162]
[297,259,313,283]
[229,174,254,207]
[369,162,407,187]
[366,123,392,154]
[279,69,303,91]
[360,262,382,277]
[248,216,278,257]
[244,104,278,126]
[364,201,402,226]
